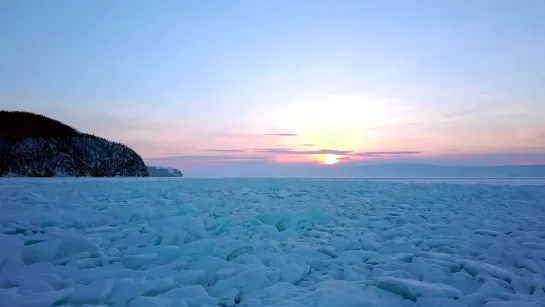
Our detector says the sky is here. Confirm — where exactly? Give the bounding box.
[1,0,545,176]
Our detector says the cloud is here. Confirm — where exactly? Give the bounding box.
[205,149,248,153]
[145,147,423,166]
[351,151,421,156]
[303,143,314,147]
[146,155,272,162]
[256,148,353,155]
[439,102,498,122]
[264,133,298,136]
[255,148,421,157]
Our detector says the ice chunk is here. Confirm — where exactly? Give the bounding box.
[262,282,297,297]
[108,278,155,306]
[8,274,56,294]
[416,297,466,307]
[435,246,456,254]
[378,269,414,280]
[129,296,177,307]
[483,302,540,307]
[55,233,98,258]
[209,287,239,306]
[510,277,535,295]
[121,253,159,269]
[396,213,426,224]
[316,246,339,258]
[307,230,333,239]
[256,224,278,236]
[384,240,419,253]
[85,226,119,234]
[255,213,283,226]
[179,239,218,256]
[232,253,264,265]
[317,279,368,293]
[292,247,335,260]
[418,252,455,262]
[422,239,457,249]
[0,234,24,267]
[155,245,183,260]
[272,229,298,241]
[188,255,233,272]
[21,281,57,295]
[465,278,530,304]
[276,214,300,231]
[54,251,91,266]
[521,242,545,250]
[24,273,68,291]
[457,259,514,282]
[1,227,18,234]
[375,276,463,300]
[330,237,362,251]
[361,239,382,251]
[173,270,210,285]
[107,268,149,280]
[160,285,218,307]
[410,257,450,282]
[368,253,414,264]
[475,229,500,237]
[75,257,101,269]
[292,287,377,307]
[211,267,270,295]
[22,241,58,264]
[162,216,206,240]
[158,228,187,246]
[69,279,113,305]
[424,258,461,273]
[23,232,98,265]
[278,263,309,284]
[19,288,74,307]
[0,289,22,307]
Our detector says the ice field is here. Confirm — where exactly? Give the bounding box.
[1,178,545,307]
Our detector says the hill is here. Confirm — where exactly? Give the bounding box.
[147,165,184,177]
[0,111,148,177]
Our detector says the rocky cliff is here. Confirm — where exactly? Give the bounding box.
[147,166,184,177]
[0,111,148,177]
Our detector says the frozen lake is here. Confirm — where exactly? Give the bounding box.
[328,177,545,186]
[1,178,544,306]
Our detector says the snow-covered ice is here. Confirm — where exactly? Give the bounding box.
[1,178,544,307]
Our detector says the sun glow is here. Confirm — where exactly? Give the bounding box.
[323,154,339,165]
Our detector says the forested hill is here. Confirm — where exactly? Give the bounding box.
[0,111,148,177]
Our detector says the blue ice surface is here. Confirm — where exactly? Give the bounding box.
[0,178,544,306]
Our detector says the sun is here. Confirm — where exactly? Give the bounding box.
[323,154,339,165]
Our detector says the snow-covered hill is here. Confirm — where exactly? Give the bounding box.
[0,111,148,177]
[147,165,183,177]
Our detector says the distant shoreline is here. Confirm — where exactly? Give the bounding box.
[4,176,545,183]
[183,177,545,180]
[3,176,545,180]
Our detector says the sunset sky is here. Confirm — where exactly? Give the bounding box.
[1,0,545,176]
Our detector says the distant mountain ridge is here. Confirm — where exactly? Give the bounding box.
[0,111,148,177]
[147,165,183,177]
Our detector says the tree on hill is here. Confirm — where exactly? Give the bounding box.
[0,110,78,139]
